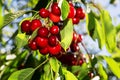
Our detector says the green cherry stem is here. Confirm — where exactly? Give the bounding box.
[81,42,92,64]
[34,58,49,71]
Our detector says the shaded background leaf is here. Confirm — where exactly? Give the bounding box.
[1,10,27,29]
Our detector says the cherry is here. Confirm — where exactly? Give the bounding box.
[49,12,60,22]
[77,34,82,43]
[51,2,61,16]
[48,43,61,55]
[48,35,58,46]
[75,7,85,19]
[72,17,80,24]
[30,19,42,32]
[70,43,79,52]
[37,27,49,38]
[72,32,77,42]
[68,3,76,18]
[28,40,37,50]
[88,72,94,78]
[39,8,49,18]
[78,59,84,66]
[50,25,59,35]
[39,46,49,55]
[21,20,31,34]
[58,53,77,66]
[35,36,48,48]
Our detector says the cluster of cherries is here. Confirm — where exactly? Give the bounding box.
[20,1,85,66]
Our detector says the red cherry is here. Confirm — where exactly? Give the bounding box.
[37,27,49,38]
[39,8,49,18]
[35,36,48,48]
[49,12,60,22]
[75,7,85,19]
[39,46,49,55]
[72,17,80,24]
[88,72,94,78]
[21,20,31,34]
[77,34,82,43]
[70,43,79,52]
[30,19,42,32]
[68,3,76,18]
[72,32,77,42]
[48,44,61,55]
[50,25,59,35]
[51,2,61,16]
[48,35,58,46]
[79,59,84,66]
[58,54,77,66]
[28,40,38,50]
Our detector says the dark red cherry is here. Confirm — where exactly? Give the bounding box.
[35,36,48,48]
[39,8,49,18]
[30,19,42,32]
[21,20,31,34]
[68,3,76,18]
[39,46,49,55]
[37,27,49,38]
[28,40,38,50]
[50,25,59,35]
[48,44,61,55]
[70,43,79,52]
[77,34,82,43]
[48,35,58,46]
[51,2,61,16]
[75,7,85,19]
[72,32,77,42]
[79,59,84,66]
[88,72,94,78]
[72,17,80,24]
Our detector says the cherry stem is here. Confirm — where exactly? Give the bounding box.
[30,11,39,21]
[45,0,52,9]
[34,58,49,70]
[81,42,92,64]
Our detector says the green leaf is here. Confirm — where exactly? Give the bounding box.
[93,19,105,48]
[103,56,120,78]
[112,48,120,58]
[115,24,120,33]
[8,68,35,80]
[12,50,28,67]
[100,10,116,52]
[62,68,78,80]
[77,63,89,80]
[41,62,53,80]
[1,10,27,29]
[49,57,59,73]
[61,0,69,20]
[97,63,108,80]
[86,11,96,36]
[60,19,73,51]
[44,62,51,78]
[86,11,105,48]
[15,33,28,49]
[0,2,3,27]
[110,0,115,4]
